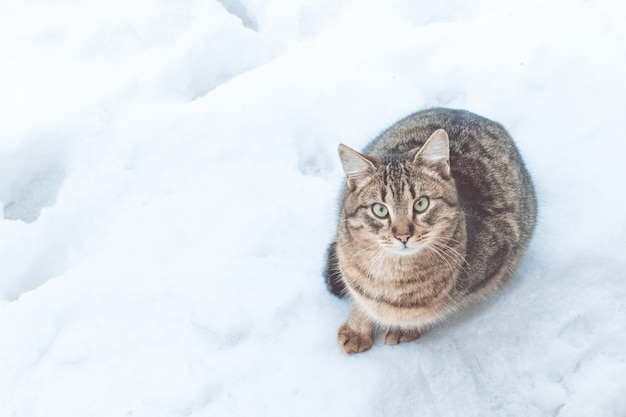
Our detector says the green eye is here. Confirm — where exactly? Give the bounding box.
[414,197,430,213]
[372,203,389,218]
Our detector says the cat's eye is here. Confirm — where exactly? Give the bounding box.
[414,197,430,213]
[372,203,389,218]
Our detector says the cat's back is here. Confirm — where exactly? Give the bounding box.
[365,108,516,162]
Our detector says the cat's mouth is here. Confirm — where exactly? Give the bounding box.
[385,242,423,256]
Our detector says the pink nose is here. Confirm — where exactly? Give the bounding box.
[395,234,411,244]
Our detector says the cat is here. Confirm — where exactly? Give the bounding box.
[324,108,537,354]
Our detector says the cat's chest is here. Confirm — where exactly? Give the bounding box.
[346,253,457,326]
[362,253,439,281]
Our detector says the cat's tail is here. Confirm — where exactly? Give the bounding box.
[324,241,348,298]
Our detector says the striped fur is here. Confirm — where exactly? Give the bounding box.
[325,108,537,354]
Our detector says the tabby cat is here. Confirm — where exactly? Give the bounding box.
[324,108,536,354]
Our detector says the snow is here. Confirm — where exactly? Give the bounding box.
[1,0,625,416]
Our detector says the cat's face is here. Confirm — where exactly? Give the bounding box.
[339,130,459,256]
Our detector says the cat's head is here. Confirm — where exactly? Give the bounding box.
[339,129,460,256]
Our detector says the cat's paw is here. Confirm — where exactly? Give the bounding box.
[382,328,421,346]
[338,324,374,354]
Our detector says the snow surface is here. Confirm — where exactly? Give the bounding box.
[1,0,625,416]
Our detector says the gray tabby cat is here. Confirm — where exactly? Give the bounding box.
[324,108,536,354]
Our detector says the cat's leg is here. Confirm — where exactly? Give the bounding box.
[337,304,375,354]
[381,327,421,346]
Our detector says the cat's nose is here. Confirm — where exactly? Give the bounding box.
[395,234,412,244]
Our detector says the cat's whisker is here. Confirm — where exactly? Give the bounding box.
[435,235,464,245]
[425,245,455,274]
[344,243,383,263]
[364,247,386,282]
[436,240,468,263]
[429,241,470,274]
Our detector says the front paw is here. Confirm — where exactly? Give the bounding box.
[382,328,421,346]
[338,324,374,354]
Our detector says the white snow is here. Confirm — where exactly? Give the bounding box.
[1,0,625,416]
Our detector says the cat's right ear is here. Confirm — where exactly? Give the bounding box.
[338,144,376,190]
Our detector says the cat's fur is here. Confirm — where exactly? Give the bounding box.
[325,108,537,354]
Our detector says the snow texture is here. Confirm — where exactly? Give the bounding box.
[1,0,625,416]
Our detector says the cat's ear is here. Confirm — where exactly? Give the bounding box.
[338,144,376,190]
[414,129,450,178]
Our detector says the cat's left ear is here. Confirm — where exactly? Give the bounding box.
[414,129,451,178]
